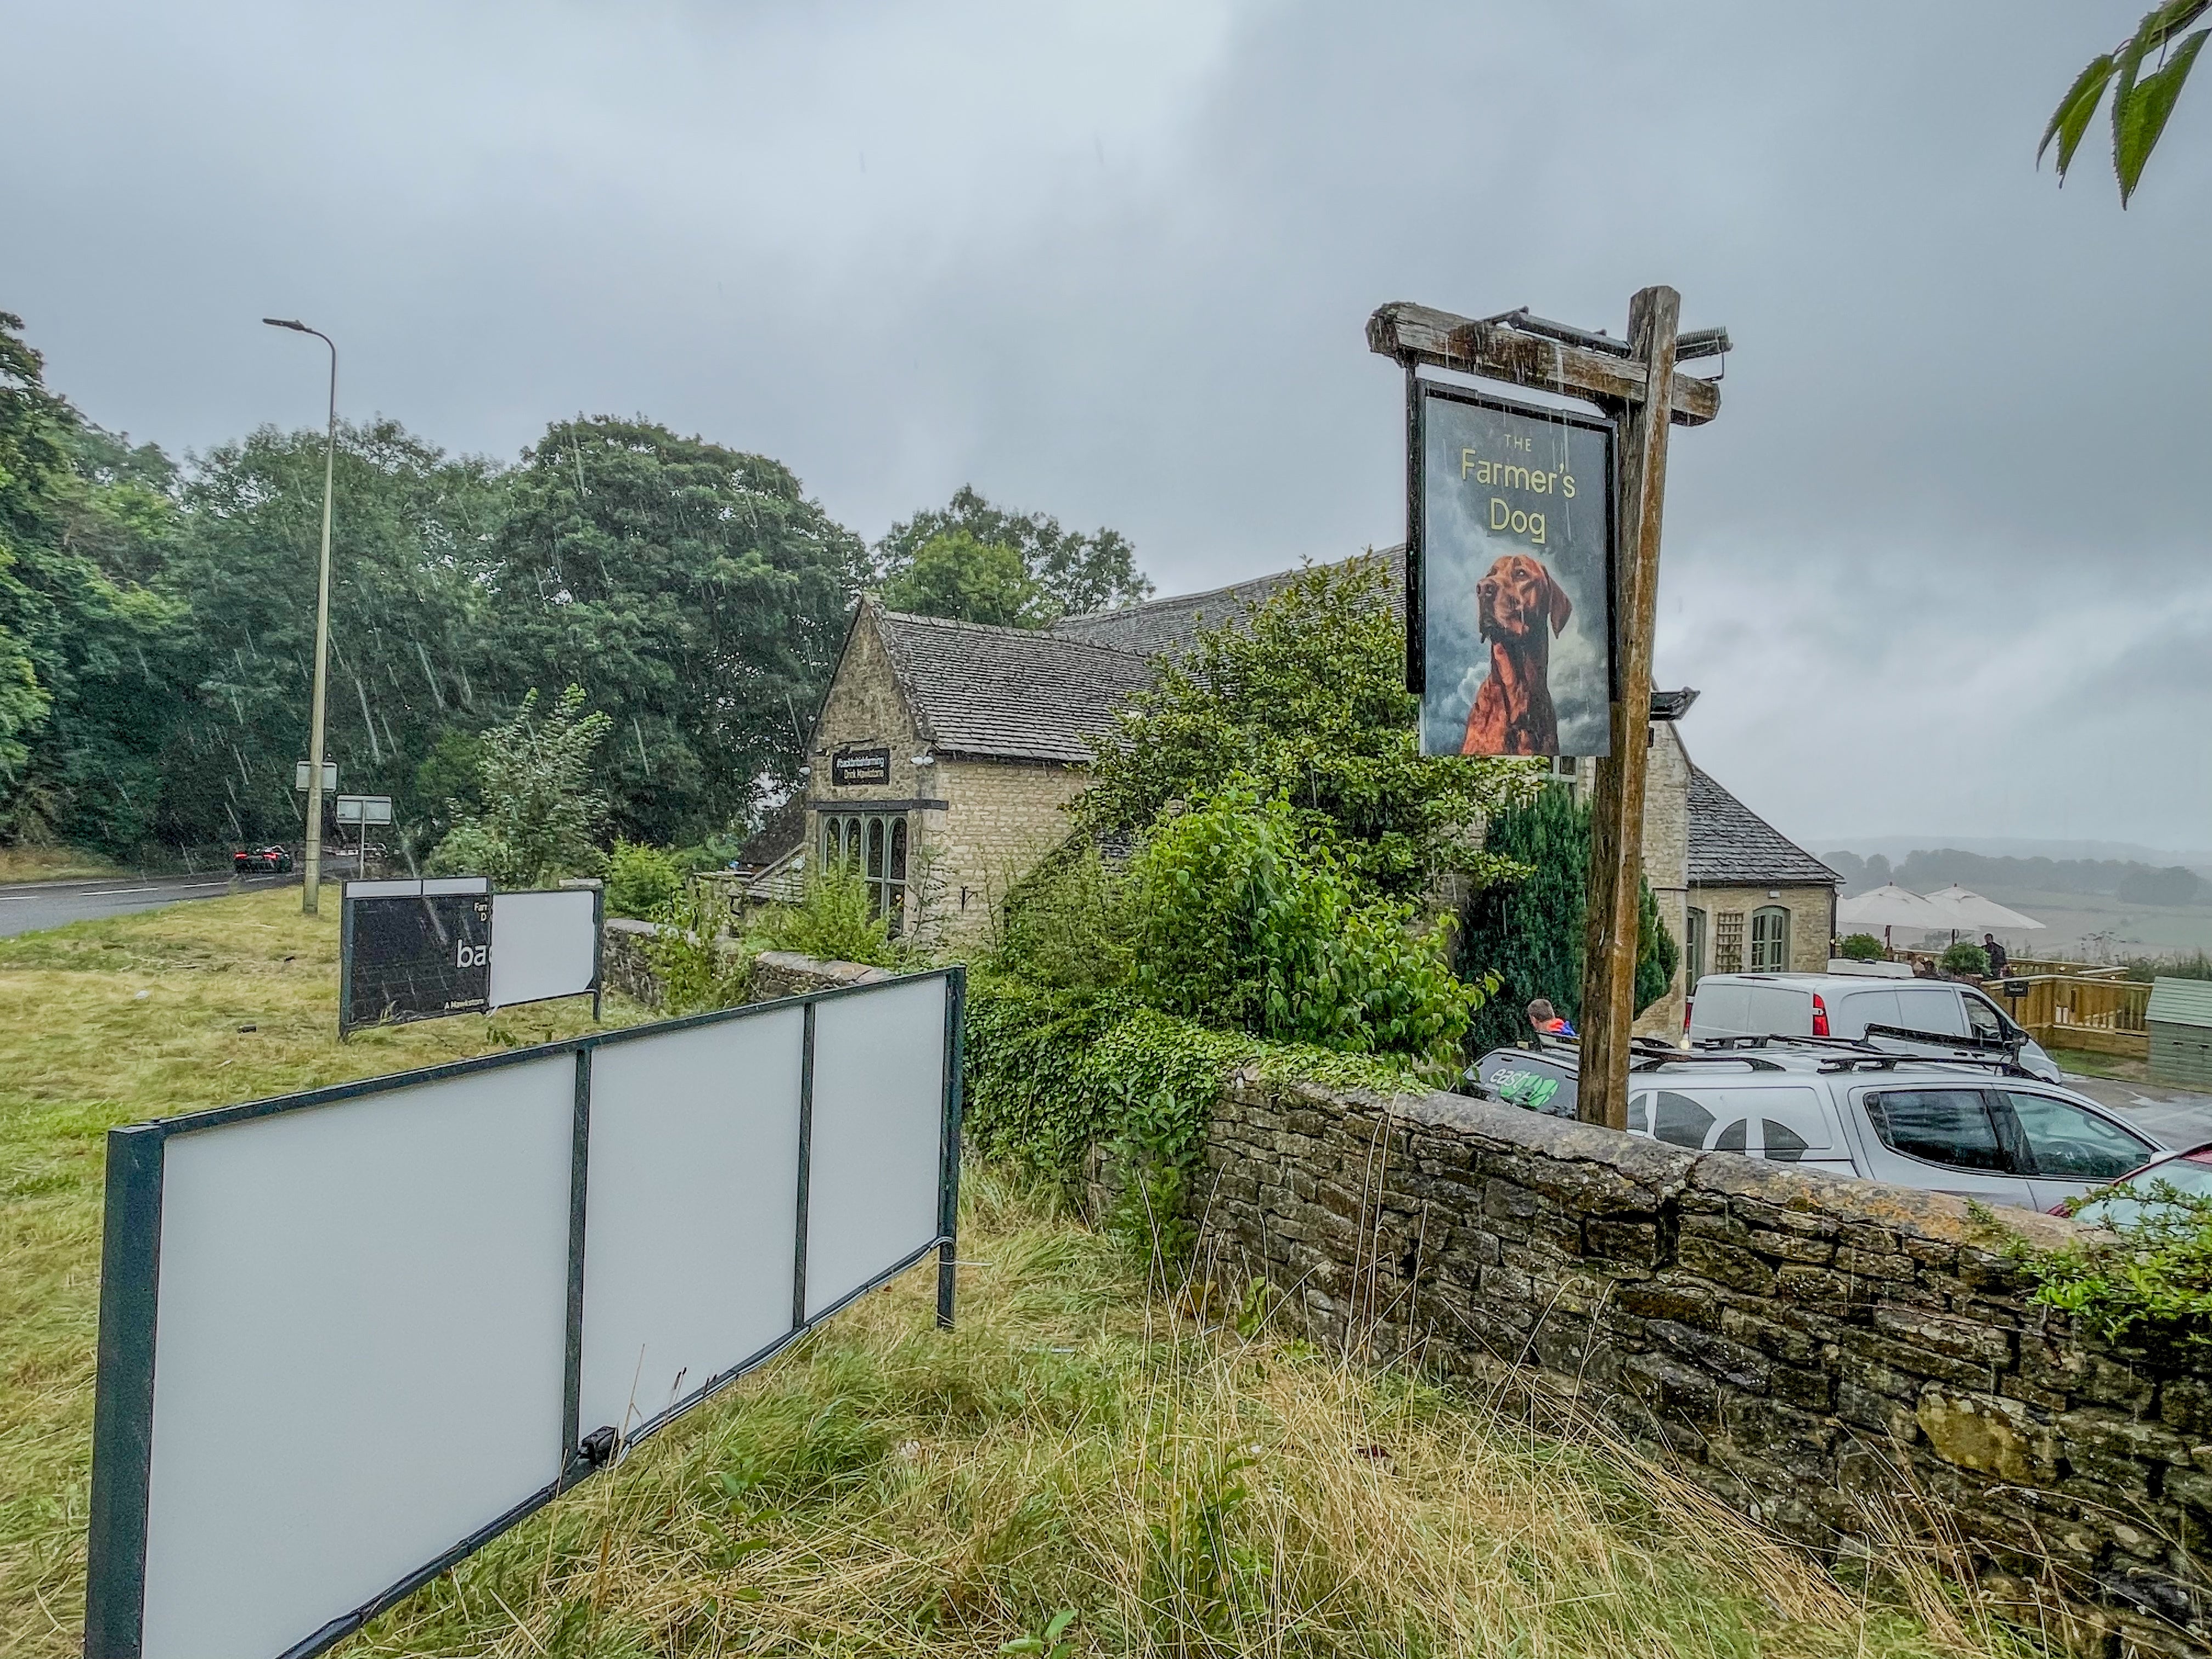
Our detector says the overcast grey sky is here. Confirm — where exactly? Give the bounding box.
[8,2,2208,852]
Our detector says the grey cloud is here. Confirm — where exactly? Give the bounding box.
[5,0,2205,845]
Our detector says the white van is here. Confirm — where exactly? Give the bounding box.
[1686,972,2060,1082]
[1469,1043,2157,1210]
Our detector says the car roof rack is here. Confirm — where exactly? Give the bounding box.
[1630,1051,1787,1073]
[1691,1031,2036,1079]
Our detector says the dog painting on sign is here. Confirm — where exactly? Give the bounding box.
[1416,386,1613,759]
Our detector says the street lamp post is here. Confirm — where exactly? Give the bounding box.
[263,318,337,915]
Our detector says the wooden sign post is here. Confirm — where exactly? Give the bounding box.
[1576,288,1681,1132]
[1370,287,1724,1131]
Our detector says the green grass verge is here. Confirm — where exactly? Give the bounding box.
[0,845,122,883]
[2,894,2039,1657]
[2048,1047,2151,1084]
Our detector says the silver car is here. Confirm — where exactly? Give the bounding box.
[1469,1040,2159,1211]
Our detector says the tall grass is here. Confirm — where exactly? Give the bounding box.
[346,1170,2030,1659]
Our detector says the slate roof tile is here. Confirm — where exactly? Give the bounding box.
[1053,546,1406,659]
[1688,766,1841,888]
[873,606,1156,765]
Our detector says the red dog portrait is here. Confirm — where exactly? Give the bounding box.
[1460,553,1572,756]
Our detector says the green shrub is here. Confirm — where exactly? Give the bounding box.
[2124,950,2212,983]
[1457,785,1676,1054]
[645,884,751,1016]
[1128,786,1482,1068]
[1940,941,1990,978]
[428,685,612,887]
[2011,1184,2212,1353]
[1839,933,1884,962]
[605,838,683,918]
[993,843,1137,994]
[961,970,1423,1261]
[1072,554,1538,902]
[750,864,906,969]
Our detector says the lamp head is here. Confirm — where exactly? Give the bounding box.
[262,318,309,332]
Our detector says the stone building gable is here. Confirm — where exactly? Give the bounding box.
[808,605,934,809]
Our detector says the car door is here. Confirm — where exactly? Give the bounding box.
[1994,1088,2160,1211]
[1851,1085,2036,1207]
[1833,988,1898,1040]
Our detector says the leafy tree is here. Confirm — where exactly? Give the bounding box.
[484,417,861,845]
[428,685,611,886]
[155,418,504,856]
[2044,2,2209,205]
[873,484,1149,624]
[2119,865,2206,906]
[1458,783,1677,1056]
[877,529,1046,626]
[1074,554,1538,901]
[1839,932,1885,962]
[0,312,187,853]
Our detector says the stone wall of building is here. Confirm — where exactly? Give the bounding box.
[1637,726,1692,1038]
[924,757,1090,943]
[1690,883,1835,976]
[1197,1073,2208,1655]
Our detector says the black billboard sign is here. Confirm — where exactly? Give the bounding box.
[1410,382,1615,758]
[831,746,891,787]
[341,891,493,1034]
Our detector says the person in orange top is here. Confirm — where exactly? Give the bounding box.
[1527,997,1575,1042]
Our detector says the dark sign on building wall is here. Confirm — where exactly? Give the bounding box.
[1410,383,1615,758]
[340,889,493,1034]
[831,746,892,787]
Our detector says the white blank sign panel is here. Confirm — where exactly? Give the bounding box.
[578,1011,806,1440]
[805,977,949,1319]
[488,889,597,1009]
[138,1058,574,1659]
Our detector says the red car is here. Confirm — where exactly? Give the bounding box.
[233,845,294,874]
[2056,1142,2212,1225]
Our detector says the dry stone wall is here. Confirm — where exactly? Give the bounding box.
[1198,1074,2210,1656]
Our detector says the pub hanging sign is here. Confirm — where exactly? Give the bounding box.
[830,746,892,787]
[1409,382,1616,759]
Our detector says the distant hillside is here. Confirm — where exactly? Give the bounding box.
[1813,834,2212,870]
[1821,848,2209,906]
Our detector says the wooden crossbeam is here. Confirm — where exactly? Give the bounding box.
[1367,301,1722,426]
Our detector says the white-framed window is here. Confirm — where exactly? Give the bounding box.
[1750,905,1790,972]
[1684,907,1707,989]
[822,812,910,931]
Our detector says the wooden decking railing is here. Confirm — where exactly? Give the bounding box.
[1995,975,2151,1060]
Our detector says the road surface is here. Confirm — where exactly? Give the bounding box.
[2062,1071,2212,1153]
[0,872,298,938]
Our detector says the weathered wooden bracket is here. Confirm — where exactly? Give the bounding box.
[1367,301,1722,426]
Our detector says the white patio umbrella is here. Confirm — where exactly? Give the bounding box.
[1922,885,2045,945]
[1835,883,1951,950]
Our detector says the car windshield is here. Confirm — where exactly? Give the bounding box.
[2073,1154,2212,1228]
[2117,1156,2212,1201]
